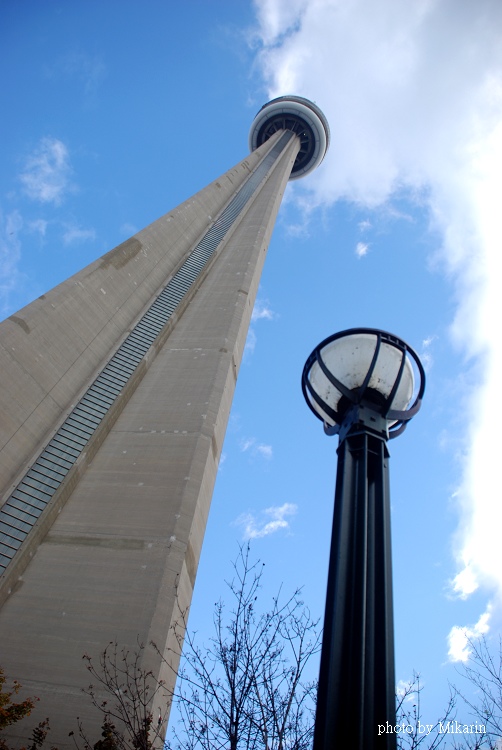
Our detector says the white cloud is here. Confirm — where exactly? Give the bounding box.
[245,298,276,358]
[44,52,106,101]
[240,436,273,460]
[120,222,138,237]
[451,565,479,600]
[447,606,492,662]
[252,0,502,627]
[62,224,96,245]
[251,299,275,321]
[240,437,256,452]
[236,502,298,539]
[422,335,436,348]
[396,679,417,704]
[355,241,369,258]
[28,219,48,237]
[20,137,72,205]
[244,326,257,357]
[420,334,437,371]
[256,444,273,459]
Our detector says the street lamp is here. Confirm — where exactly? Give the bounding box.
[302,328,425,750]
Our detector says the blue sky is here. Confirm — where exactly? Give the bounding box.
[2,0,502,733]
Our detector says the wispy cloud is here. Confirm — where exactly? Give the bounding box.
[120,222,139,237]
[235,502,298,540]
[256,444,273,459]
[45,51,106,102]
[20,137,73,205]
[244,327,257,357]
[420,334,437,372]
[70,53,106,99]
[240,436,273,460]
[251,300,275,322]
[62,224,96,245]
[28,219,48,237]
[252,0,502,635]
[355,241,369,258]
[245,298,276,357]
[240,437,256,452]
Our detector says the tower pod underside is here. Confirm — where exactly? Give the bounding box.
[249,95,330,180]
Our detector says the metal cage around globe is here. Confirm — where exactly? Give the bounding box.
[302,327,425,438]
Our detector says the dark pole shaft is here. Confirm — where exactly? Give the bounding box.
[313,428,397,750]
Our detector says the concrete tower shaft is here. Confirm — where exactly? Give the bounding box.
[0,98,328,746]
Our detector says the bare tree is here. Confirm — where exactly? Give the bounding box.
[70,642,168,750]
[395,672,456,750]
[165,544,321,750]
[394,634,502,750]
[453,635,502,750]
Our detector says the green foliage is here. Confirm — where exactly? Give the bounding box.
[0,668,51,750]
[26,719,51,750]
[0,668,35,731]
[89,719,120,750]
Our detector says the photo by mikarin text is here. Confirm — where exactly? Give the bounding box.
[377,721,487,737]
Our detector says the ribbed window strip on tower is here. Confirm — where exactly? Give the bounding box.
[0,130,294,574]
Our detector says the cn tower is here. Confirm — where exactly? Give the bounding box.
[0,97,329,745]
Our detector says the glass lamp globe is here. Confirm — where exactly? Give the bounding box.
[302,328,425,436]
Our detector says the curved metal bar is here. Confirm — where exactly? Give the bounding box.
[388,421,407,439]
[382,341,406,418]
[386,343,426,422]
[324,422,340,436]
[386,397,423,422]
[356,331,381,401]
[301,350,340,424]
[302,372,340,424]
[316,348,356,404]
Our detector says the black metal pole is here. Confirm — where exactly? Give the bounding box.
[313,419,397,750]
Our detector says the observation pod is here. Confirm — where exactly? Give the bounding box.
[249,95,330,180]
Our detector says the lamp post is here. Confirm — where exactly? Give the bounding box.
[302,328,425,750]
